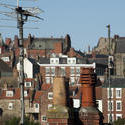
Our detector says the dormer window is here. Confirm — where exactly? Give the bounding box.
[6,91,14,97]
[24,90,28,97]
[25,82,31,87]
[50,58,59,64]
[48,92,53,99]
[67,58,76,64]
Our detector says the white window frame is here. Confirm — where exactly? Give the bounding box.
[107,88,113,98]
[45,67,50,76]
[48,92,53,99]
[25,82,31,87]
[48,104,53,109]
[34,103,39,109]
[8,103,13,110]
[45,77,50,84]
[70,67,75,76]
[116,88,122,98]
[51,77,53,84]
[76,67,80,76]
[60,67,65,76]
[116,101,122,111]
[70,77,75,85]
[51,67,55,76]
[108,114,114,123]
[41,115,47,122]
[108,101,113,111]
[0,48,1,54]
[24,90,28,97]
[6,91,14,97]
[116,114,122,120]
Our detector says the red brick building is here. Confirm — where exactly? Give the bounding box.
[102,78,125,124]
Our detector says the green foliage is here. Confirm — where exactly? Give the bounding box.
[4,116,40,125]
[5,117,20,125]
[113,118,125,125]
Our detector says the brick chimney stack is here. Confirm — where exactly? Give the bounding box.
[47,76,73,125]
[79,68,103,125]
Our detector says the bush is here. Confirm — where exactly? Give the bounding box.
[113,118,125,125]
[4,116,40,125]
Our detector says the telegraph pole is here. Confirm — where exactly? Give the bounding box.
[16,6,25,125]
[107,24,112,124]
[0,1,43,124]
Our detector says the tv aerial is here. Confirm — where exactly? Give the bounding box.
[0,0,44,125]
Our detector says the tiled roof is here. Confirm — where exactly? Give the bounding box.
[0,88,32,99]
[25,78,34,82]
[103,78,125,88]
[34,91,43,100]
[41,84,52,91]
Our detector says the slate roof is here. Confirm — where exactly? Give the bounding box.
[88,58,108,65]
[39,57,50,64]
[115,37,125,53]
[102,78,125,88]
[0,59,12,72]
[29,38,65,50]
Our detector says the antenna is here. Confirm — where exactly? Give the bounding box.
[0,1,43,125]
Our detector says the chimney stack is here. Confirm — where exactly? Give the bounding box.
[47,76,74,125]
[79,68,103,125]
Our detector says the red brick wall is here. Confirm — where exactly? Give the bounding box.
[102,88,125,123]
[53,42,62,54]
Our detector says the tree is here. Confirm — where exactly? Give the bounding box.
[4,116,40,125]
[113,118,125,125]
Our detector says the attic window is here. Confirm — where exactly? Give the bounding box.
[42,115,47,122]
[8,103,13,110]
[48,92,53,99]
[25,82,31,87]
[6,91,14,97]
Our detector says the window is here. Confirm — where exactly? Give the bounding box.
[24,91,28,97]
[34,103,39,109]
[116,101,122,111]
[108,101,113,111]
[48,104,53,109]
[8,103,13,110]
[76,67,80,75]
[25,82,31,87]
[45,67,50,76]
[107,88,113,98]
[108,114,114,123]
[51,77,53,84]
[70,67,75,76]
[6,91,14,97]
[1,57,9,62]
[61,67,65,76]
[70,77,75,85]
[48,92,53,99]
[51,67,55,76]
[116,88,122,98]
[46,77,50,84]
[42,116,47,122]
[116,114,122,120]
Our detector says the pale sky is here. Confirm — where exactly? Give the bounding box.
[0,0,125,51]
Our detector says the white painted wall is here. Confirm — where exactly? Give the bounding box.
[17,58,33,78]
[73,99,80,108]
[96,100,102,112]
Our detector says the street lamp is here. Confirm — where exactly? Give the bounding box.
[106,24,112,124]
